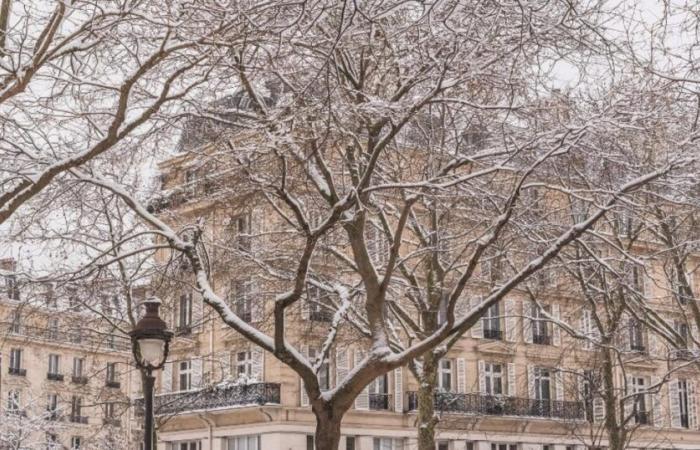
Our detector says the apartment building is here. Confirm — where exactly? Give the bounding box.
[144,91,700,450]
[0,258,140,450]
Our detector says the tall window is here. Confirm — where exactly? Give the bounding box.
[178,441,201,450]
[104,402,116,418]
[5,275,20,300]
[533,367,552,416]
[71,396,82,420]
[307,286,333,322]
[47,318,59,340]
[179,361,192,391]
[48,354,60,375]
[7,390,20,411]
[629,318,645,352]
[9,310,20,333]
[308,348,329,391]
[483,303,501,340]
[106,363,118,385]
[231,214,251,251]
[234,351,252,379]
[71,437,82,450]
[9,348,22,370]
[47,394,59,417]
[484,362,504,395]
[532,305,551,345]
[178,293,193,331]
[231,280,252,323]
[373,438,393,450]
[369,374,389,410]
[73,358,84,377]
[438,359,453,392]
[490,444,517,450]
[678,379,690,428]
[46,433,59,450]
[226,435,260,450]
[631,376,648,424]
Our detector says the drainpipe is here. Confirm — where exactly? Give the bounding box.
[197,413,215,450]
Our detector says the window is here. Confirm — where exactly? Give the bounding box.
[5,274,20,300]
[373,438,393,450]
[231,280,252,323]
[629,318,645,352]
[308,348,329,390]
[532,304,551,345]
[437,442,449,450]
[630,376,648,425]
[10,348,22,370]
[346,437,356,450]
[226,435,260,450]
[47,318,59,339]
[178,293,193,331]
[306,436,315,450]
[307,286,333,322]
[73,358,84,377]
[9,310,20,333]
[104,402,115,418]
[47,394,59,419]
[106,363,118,386]
[490,445,517,450]
[178,442,201,450]
[483,303,502,339]
[484,362,503,395]
[231,214,252,251]
[234,351,252,378]
[369,374,389,410]
[438,359,453,392]
[47,433,59,450]
[678,379,690,428]
[71,326,83,344]
[48,354,60,375]
[179,360,192,391]
[7,390,20,411]
[71,396,82,419]
[71,437,82,449]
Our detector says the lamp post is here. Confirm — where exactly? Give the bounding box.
[130,297,173,450]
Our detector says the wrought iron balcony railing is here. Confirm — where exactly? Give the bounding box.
[71,375,89,385]
[103,418,121,427]
[670,348,700,360]
[634,411,650,425]
[532,333,552,345]
[69,415,88,424]
[135,383,281,416]
[106,380,121,389]
[0,322,130,351]
[406,392,585,421]
[8,367,26,376]
[47,373,64,382]
[483,329,503,340]
[369,393,391,411]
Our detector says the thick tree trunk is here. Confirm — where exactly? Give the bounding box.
[314,404,343,450]
[417,355,439,450]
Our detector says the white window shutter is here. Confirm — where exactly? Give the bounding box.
[507,363,516,396]
[470,297,482,339]
[523,302,533,344]
[527,365,535,399]
[161,362,172,393]
[504,299,516,342]
[669,379,681,428]
[690,380,698,430]
[300,345,309,406]
[456,358,466,393]
[336,349,349,388]
[478,360,486,393]
[251,347,264,382]
[191,358,203,389]
[623,376,633,420]
[593,397,606,423]
[354,351,369,410]
[552,304,561,346]
[394,367,403,412]
[555,370,563,402]
[651,376,663,427]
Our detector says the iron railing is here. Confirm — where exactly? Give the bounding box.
[135,383,281,416]
[8,367,26,376]
[71,376,88,385]
[69,415,88,424]
[0,322,130,351]
[483,329,503,340]
[533,334,552,345]
[369,393,391,411]
[406,392,585,421]
[106,380,121,389]
[47,373,64,382]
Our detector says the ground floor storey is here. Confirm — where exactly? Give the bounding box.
[156,410,700,450]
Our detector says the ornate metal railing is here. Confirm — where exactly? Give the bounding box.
[369,393,391,411]
[135,383,281,416]
[0,322,130,351]
[406,392,585,421]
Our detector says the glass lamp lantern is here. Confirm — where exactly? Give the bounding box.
[129,297,173,371]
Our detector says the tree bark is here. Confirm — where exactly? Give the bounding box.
[417,355,440,450]
[314,404,343,450]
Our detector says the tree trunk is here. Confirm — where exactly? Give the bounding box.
[314,404,343,450]
[417,355,440,450]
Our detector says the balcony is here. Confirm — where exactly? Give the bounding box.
[533,334,552,346]
[406,392,585,421]
[106,380,121,389]
[369,393,391,411]
[103,418,121,427]
[8,367,26,376]
[47,373,64,382]
[630,344,646,353]
[0,322,130,351]
[46,411,62,422]
[175,325,192,336]
[135,383,281,416]
[6,409,27,418]
[670,348,700,360]
[70,415,88,424]
[72,376,89,385]
[483,329,503,340]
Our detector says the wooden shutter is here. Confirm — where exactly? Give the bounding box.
[478,360,486,393]
[354,351,369,410]
[456,358,466,393]
[507,363,516,396]
[394,367,403,412]
[336,349,349,389]
[669,379,681,428]
[251,347,264,382]
[523,302,533,344]
[552,304,561,346]
[504,299,516,342]
[470,297,482,339]
[651,376,662,427]
[300,345,309,406]
[161,362,172,393]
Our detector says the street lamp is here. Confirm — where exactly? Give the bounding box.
[130,296,173,450]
